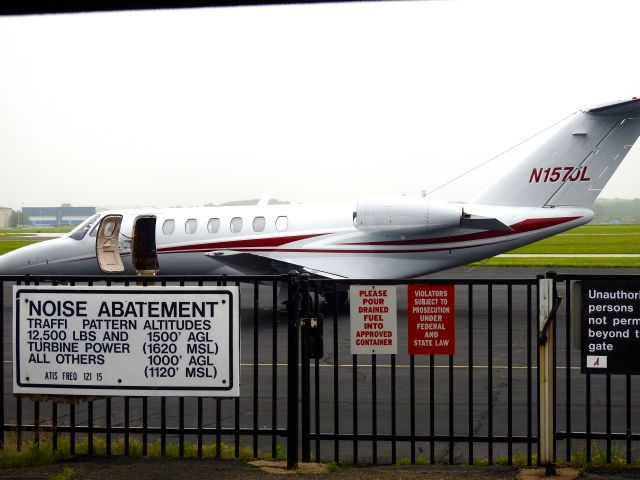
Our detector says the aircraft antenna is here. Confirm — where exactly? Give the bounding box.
[422,110,577,197]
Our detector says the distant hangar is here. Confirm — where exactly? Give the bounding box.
[22,207,96,227]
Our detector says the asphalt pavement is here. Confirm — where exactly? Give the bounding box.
[2,457,640,480]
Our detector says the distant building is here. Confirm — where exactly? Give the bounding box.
[0,207,11,228]
[22,207,96,227]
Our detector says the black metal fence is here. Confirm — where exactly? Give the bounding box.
[1,275,293,462]
[1,272,639,467]
[297,276,540,466]
[553,273,640,465]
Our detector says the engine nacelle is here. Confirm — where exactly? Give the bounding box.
[354,195,463,232]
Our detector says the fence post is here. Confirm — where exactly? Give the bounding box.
[300,274,311,462]
[0,280,4,448]
[287,272,300,469]
[538,274,559,475]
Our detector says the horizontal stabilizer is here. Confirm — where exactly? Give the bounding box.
[460,212,513,232]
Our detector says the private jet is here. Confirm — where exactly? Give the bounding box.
[1,98,639,279]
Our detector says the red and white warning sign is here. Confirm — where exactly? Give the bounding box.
[350,285,397,355]
[408,284,455,355]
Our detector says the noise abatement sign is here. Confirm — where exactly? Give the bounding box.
[13,286,239,396]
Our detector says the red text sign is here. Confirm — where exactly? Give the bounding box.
[408,285,455,355]
[350,285,397,355]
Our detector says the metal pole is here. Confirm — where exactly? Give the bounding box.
[287,272,300,469]
[0,280,4,447]
[538,277,556,475]
[300,274,311,462]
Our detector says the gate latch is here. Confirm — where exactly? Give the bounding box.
[301,315,324,359]
[539,296,562,346]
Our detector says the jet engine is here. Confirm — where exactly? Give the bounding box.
[354,195,463,232]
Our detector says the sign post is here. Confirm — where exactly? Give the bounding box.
[13,285,240,397]
[538,277,556,475]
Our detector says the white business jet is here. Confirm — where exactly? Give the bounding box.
[1,98,639,279]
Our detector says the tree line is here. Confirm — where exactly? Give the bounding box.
[593,198,640,224]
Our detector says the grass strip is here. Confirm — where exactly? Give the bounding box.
[568,224,640,234]
[0,432,287,469]
[508,234,640,254]
[0,226,74,234]
[0,241,38,256]
[472,257,640,268]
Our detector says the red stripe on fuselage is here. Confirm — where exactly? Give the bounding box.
[339,216,581,246]
[216,238,516,255]
[154,216,581,256]
[157,232,329,254]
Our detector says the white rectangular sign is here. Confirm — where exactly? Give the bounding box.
[350,285,397,355]
[13,286,240,397]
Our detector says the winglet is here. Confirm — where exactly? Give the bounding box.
[585,97,640,115]
[461,211,513,232]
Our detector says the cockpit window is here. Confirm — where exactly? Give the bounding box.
[68,214,100,241]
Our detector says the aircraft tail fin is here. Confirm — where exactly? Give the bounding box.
[470,98,640,208]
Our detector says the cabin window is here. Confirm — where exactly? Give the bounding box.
[185,218,198,234]
[207,218,220,234]
[276,216,288,232]
[103,219,117,237]
[230,217,243,233]
[162,219,175,235]
[253,216,266,232]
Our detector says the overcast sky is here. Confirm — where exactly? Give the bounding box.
[1,0,639,211]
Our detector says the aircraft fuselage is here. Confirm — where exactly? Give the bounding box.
[0,202,593,279]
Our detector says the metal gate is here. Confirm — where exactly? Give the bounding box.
[292,274,539,466]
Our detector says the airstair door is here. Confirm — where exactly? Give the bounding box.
[96,215,124,273]
[133,216,159,275]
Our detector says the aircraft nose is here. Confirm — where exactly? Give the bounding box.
[0,244,31,274]
[0,237,104,276]
[0,239,63,275]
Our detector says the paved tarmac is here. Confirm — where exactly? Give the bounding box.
[2,457,640,480]
[0,458,516,480]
